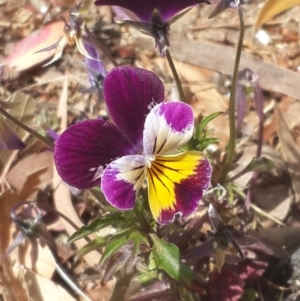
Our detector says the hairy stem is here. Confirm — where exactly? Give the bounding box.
[219,7,244,183]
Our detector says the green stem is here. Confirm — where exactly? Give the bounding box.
[0,106,54,149]
[219,7,244,184]
[165,48,186,102]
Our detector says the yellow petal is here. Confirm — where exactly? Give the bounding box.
[146,151,211,224]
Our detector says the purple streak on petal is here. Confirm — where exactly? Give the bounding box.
[95,0,210,22]
[104,66,164,150]
[101,155,146,209]
[159,156,211,224]
[0,118,25,150]
[54,119,135,190]
[143,102,194,156]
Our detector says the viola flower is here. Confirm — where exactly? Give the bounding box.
[54,66,211,224]
[94,0,210,55]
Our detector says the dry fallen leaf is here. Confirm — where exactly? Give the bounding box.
[254,185,292,222]
[2,20,65,74]
[277,108,300,203]
[24,268,77,301]
[0,189,29,301]
[253,0,300,35]
[170,38,300,101]
[7,151,54,200]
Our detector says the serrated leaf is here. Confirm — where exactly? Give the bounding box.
[150,234,195,287]
[68,213,123,243]
[253,0,300,34]
[195,112,223,139]
[75,237,106,261]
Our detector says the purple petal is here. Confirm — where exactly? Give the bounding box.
[101,155,146,209]
[54,119,135,189]
[143,102,194,156]
[104,66,164,150]
[95,0,210,22]
[112,6,140,21]
[83,41,107,81]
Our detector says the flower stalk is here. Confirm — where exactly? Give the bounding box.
[165,48,186,102]
[219,6,244,184]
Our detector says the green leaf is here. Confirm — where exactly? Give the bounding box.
[242,288,258,301]
[150,234,196,287]
[195,112,223,139]
[99,229,134,265]
[75,237,106,261]
[68,216,117,243]
[99,229,148,266]
[132,230,148,256]
[195,137,220,151]
[68,212,132,243]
